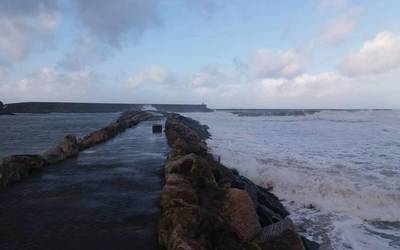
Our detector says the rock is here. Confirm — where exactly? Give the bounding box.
[79,111,153,150]
[164,115,208,155]
[232,176,259,204]
[257,187,290,218]
[0,155,47,187]
[258,218,305,250]
[43,135,80,164]
[301,236,320,250]
[221,188,261,242]
[161,175,198,209]
[165,154,216,187]
[158,206,204,249]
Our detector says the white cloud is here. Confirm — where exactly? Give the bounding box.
[250,49,307,79]
[0,0,59,63]
[261,72,345,97]
[1,67,94,102]
[341,32,400,76]
[319,5,363,45]
[320,18,356,44]
[127,65,174,88]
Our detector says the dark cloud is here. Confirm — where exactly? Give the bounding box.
[75,0,161,46]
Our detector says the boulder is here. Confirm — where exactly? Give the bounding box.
[0,155,47,187]
[43,135,79,164]
[165,154,216,187]
[158,206,204,249]
[161,175,198,209]
[221,188,261,242]
[257,218,305,250]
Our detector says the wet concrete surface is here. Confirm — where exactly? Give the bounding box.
[0,119,168,250]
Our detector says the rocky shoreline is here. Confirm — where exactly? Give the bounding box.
[159,113,319,250]
[0,111,154,188]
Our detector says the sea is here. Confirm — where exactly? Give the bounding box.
[1,110,399,249]
[0,113,118,158]
[186,110,400,250]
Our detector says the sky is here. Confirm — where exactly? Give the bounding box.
[0,0,400,108]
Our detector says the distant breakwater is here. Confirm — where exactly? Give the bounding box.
[158,113,319,250]
[0,111,154,188]
[3,102,212,113]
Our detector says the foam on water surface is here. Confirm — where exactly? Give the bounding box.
[185,110,400,250]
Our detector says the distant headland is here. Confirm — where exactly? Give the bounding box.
[1,102,212,113]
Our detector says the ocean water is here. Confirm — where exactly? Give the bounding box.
[186,110,400,250]
[0,113,118,158]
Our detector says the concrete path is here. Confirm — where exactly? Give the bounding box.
[0,119,168,250]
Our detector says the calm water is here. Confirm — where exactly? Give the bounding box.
[186,110,400,250]
[0,113,118,158]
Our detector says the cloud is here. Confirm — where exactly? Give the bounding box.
[341,32,400,76]
[320,18,357,44]
[1,67,95,102]
[0,0,59,63]
[57,35,109,71]
[74,0,161,46]
[319,5,363,45]
[261,72,345,97]
[250,49,307,79]
[127,65,174,88]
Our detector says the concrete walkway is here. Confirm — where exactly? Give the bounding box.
[0,119,168,250]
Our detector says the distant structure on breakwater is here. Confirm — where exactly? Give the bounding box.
[3,102,212,113]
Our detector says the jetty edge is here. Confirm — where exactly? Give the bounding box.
[158,113,319,250]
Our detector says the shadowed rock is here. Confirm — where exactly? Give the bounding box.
[43,135,80,164]
[0,155,48,187]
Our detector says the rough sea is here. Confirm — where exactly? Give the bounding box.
[186,110,400,250]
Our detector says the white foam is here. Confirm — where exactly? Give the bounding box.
[141,105,158,111]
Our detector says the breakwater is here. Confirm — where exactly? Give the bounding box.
[158,113,319,250]
[3,102,212,113]
[0,111,154,188]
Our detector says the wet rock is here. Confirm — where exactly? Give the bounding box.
[0,155,47,187]
[165,115,208,155]
[161,175,198,209]
[258,218,305,250]
[257,187,290,218]
[43,135,80,164]
[79,111,153,150]
[221,188,261,242]
[301,236,320,250]
[158,206,204,249]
